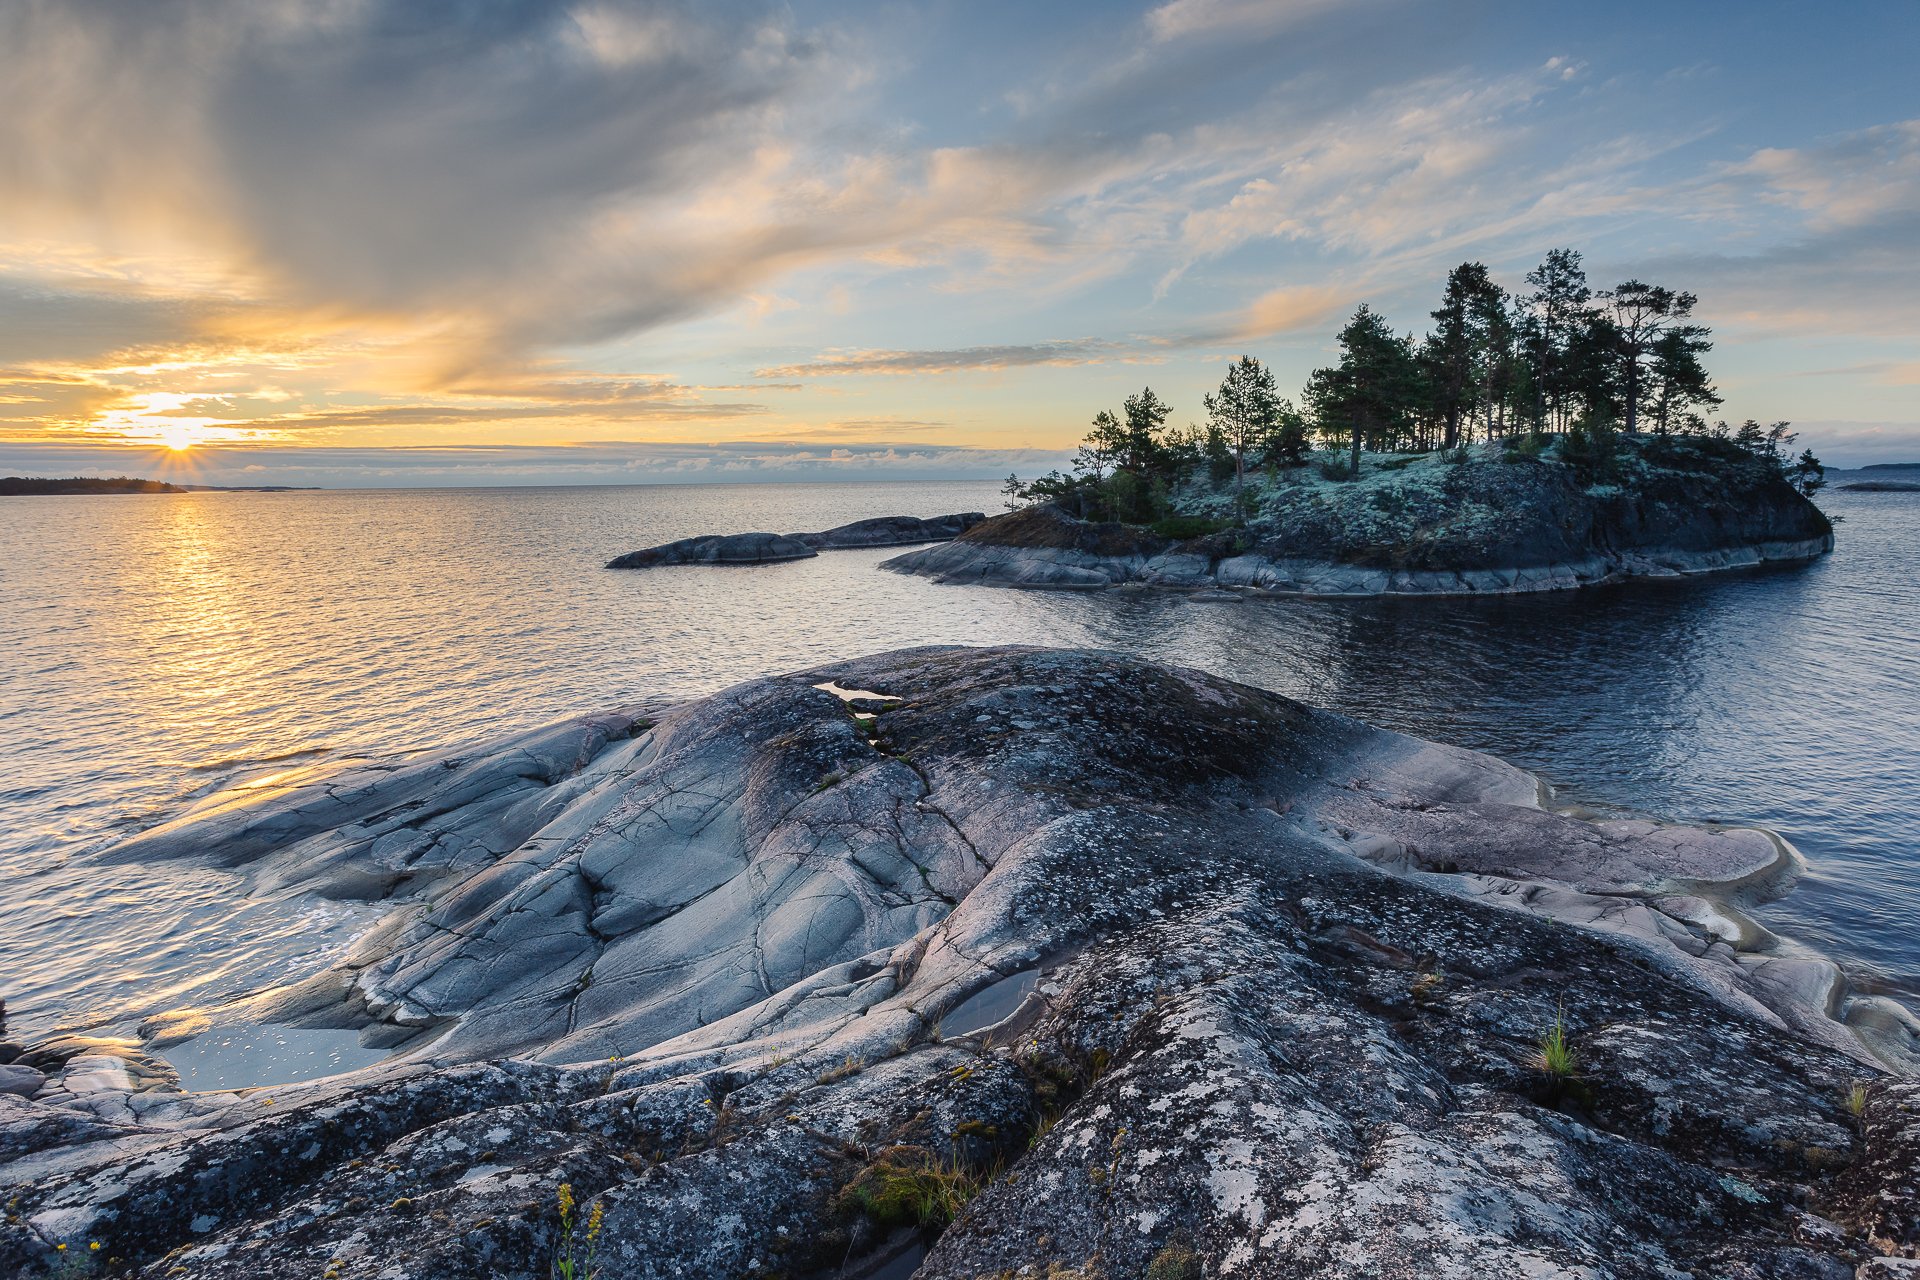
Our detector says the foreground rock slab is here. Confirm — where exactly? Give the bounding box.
[608,512,984,569]
[3,647,1915,1279]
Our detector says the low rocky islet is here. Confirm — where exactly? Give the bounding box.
[606,512,985,569]
[887,439,1834,595]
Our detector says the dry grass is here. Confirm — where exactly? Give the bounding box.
[837,1145,981,1230]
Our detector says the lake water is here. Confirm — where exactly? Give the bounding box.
[2,476,1915,1044]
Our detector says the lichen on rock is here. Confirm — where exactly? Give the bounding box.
[1,646,1911,1279]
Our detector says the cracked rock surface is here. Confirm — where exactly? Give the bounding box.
[2,646,1913,1279]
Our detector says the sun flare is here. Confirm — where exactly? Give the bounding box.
[159,423,201,451]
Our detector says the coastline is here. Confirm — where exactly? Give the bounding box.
[884,528,1837,596]
[13,647,1910,1079]
[4,646,1914,1277]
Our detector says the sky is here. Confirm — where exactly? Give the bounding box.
[2,0,1917,487]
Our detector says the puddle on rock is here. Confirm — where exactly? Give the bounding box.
[945,969,1039,1035]
[164,1024,391,1092]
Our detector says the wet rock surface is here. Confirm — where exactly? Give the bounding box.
[886,443,1834,595]
[3,646,1913,1279]
[607,513,983,569]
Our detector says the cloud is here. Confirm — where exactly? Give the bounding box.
[1,3,1913,460]
[1784,421,1920,468]
[782,418,950,437]
[0,438,1074,488]
[1145,0,1381,43]
[0,1,814,341]
[755,339,1150,378]
[216,399,771,433]
[1232,285,1351,339]
[1713,120,1920,233]
[1790,362,1920,386]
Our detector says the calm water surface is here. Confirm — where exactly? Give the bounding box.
[2,478,1915,1038]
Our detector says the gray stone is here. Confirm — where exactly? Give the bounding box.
[606,512,985,568]
[0,1064,43,1098]
[605,531,816,569]
[2,647,1912,1279]
[792,511,985,549]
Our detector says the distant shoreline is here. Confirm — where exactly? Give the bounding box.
[0,476,321,495]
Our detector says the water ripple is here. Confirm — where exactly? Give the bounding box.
[1,479,1915,1034]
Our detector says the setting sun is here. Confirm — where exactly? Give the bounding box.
[159,424,200,451]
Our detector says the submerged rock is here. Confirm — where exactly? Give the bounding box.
[887,440,1835,595]
[606,512,984,569]
[3,647,1913,1278]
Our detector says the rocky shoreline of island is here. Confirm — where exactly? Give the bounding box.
[886,436,1834,596]
[2,646,1913,1278]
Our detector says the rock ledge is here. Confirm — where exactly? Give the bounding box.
[3,646,1913,1280]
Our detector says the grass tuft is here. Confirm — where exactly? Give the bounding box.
[1845,1081,1871,1119]
[814,1055,865,1086]
[837,1145,980,1231]
[1533,1009,1578,1080]
[1146,1241,1202,1280]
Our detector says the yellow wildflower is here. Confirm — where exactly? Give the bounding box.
[587,1201,604,1241]
[91,1241,102,1250]
[556,1182,575,1218]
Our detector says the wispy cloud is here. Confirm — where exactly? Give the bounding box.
[1145,0,1390,44]
[0,438,1072,487]
[0,2,1914,462]
[755,339,1156,378]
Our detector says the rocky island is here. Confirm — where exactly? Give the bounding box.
[608,513,984,569]
[888,436,1834,595]
[0,476,187,496]
[898,252,1837,597]
[3,646,1914,1279]
[1839,466,1920,494]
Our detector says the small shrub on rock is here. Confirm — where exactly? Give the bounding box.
[1146,1240,1202,1280]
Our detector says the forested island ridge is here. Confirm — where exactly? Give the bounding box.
[891,248,1835,596]
[0,476,320,495]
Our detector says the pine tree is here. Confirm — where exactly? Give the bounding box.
[1305,306,1423,478]
[1646,326,1720,433]
[1599,279,1700,434]
[1522,249,1593,432]
[1204,357,1282,508]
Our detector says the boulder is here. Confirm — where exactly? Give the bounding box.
[0,1065,42,1099]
